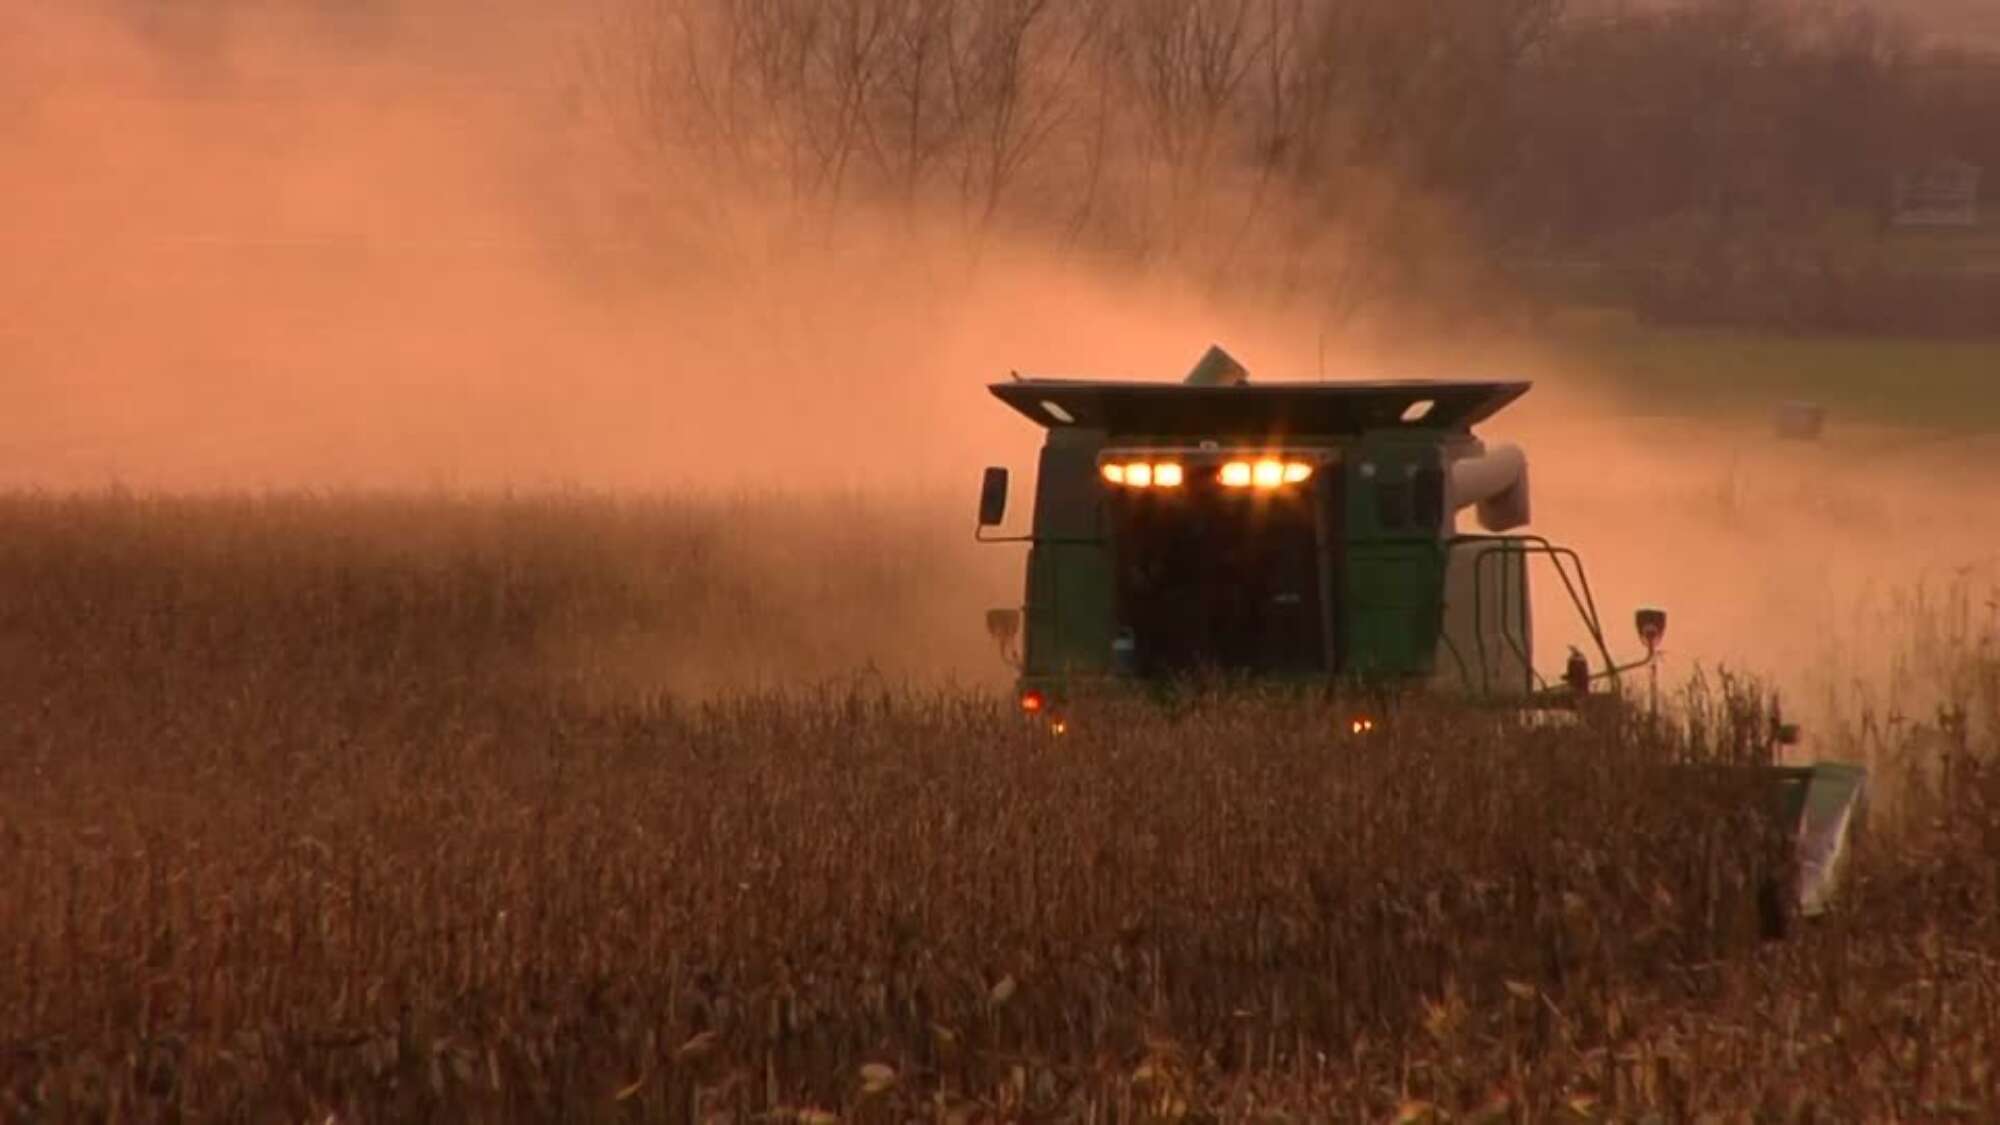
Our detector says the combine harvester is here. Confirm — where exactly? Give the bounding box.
[975,347,1867,925]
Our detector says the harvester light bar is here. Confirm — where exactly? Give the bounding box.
[1221,460,1313,489]
[1100,461,1185,489]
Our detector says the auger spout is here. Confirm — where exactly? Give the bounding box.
[1450,443,1530,532]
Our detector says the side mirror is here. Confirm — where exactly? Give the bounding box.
[1636,608,1667,653]
[978,467,1009,528]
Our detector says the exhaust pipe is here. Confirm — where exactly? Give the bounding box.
[1450,443,1530,532]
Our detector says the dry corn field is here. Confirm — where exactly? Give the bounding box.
[0,496,1995,1123]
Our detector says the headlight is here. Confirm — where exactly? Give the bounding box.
[1221,460,1313,489]
[1100,461,1185,489]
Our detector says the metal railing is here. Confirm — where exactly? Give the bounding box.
[1445,534,1618,701]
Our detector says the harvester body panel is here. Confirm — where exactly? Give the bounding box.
[1437,541,1536,695]
[997,375,1531,692]
[1022,427,1116,678]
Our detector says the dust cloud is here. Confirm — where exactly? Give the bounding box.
[1472,343,2000,730]
[0,1,1336,494]
[3,2,1994,715]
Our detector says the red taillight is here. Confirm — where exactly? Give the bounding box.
[1020,689,1046,714]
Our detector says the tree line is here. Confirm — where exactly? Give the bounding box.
[598,0,2000,332]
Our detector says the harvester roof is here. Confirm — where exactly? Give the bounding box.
[990,376,1530,438]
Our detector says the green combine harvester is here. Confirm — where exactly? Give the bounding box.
[975,346,1867,924]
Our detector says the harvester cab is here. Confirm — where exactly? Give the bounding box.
[976,346,1867,926]
[976,346,1638,708]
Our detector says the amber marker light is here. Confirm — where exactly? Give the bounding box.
[1104,461,1188,488]
[1223,459,1313,489]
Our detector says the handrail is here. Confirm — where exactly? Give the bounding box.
[1437,628,1476,693]
[1449,535,1624,700]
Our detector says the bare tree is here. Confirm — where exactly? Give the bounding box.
[584,0,2000,333]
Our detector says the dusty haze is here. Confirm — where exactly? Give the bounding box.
[1,1,1361,492]
[4,1,1995,721]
